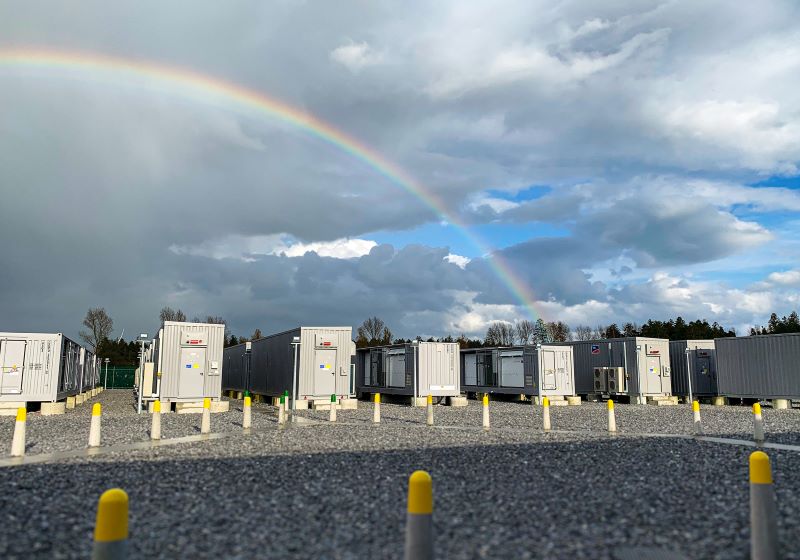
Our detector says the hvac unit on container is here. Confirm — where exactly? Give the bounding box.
[146,321,226,405]
[248,327,355,405]
[669,340,717,397]
[355,341,460,404]
[559,337,672,402]
[222,341,251,394]
[716,333,800,400]
[0,332,84,406]
[461,345,575,400]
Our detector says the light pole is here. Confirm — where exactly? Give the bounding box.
[412,340,419,405]
[684,348,694,405]
[137,333,148,414]
[104,358,110,390]
[291,336,301,417]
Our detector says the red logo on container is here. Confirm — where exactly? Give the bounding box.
[322,342,331,346]
[189,339,201,345]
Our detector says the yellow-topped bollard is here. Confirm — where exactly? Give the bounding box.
[482,394,490,430]
[542,396,551,432]
[692,400,702,434]
[92,488,129,560]
[753,402,765,442]
[10,407,26,457]
[201,398,211,434]
[89,403,102,448]
[749,451,779,560]
[404,471,433,560]
[373,393,381,424]
[151,400,162,441]
[426,395,434,426]
[243,396,252,430]
[607,399,617,433]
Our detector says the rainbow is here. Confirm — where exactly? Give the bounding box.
[0,47,543,322]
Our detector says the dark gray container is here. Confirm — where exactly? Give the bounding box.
[355,342,460,398]
[460,345,574,397]
[250,327,353,401]
[222,341,251,393]
[669,340,717,397]
[716,333,800,398]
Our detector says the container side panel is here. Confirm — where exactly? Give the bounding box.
[716,333,800,398]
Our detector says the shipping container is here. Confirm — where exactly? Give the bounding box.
[80,348,100,392]
[355,342,460,399]
[0,332,83,403]
[222,341,251,393]
[150,321,226,403]
[669,340,717,397]
[551,337,672,398]
[460,345,575,398]
[716,333,800,399]
[249,327,354,402]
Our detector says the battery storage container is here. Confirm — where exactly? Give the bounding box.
[222,341,251,393]
[716,333,800,399]
[0,332,83,402]
[669,340,717,396]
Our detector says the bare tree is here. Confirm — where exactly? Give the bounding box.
[573,325,594,341]
[546,321,571,342]
[485,322,516,346]
[80,308,114,352]
[251,328,263,340]
[515,320,535,344]
[358,317,386,341]
[159,306,187,324]
[203,316,225,325]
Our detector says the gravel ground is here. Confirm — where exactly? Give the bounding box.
[1,391,799,559]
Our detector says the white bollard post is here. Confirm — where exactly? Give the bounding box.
[89,403,102,447]
[403,470,433,560]
[10,407,26,457]
[151,400,162,440]
[482,394,490,430]
[750,451,779,560]
[607,400,617,433]
[426,395,434,426]
[542,396,551,432]
[693,400,702,435]
[201,398,211,434]
[278,396,286,425]
[373,393,381,424]
[753,403,765,442]
[242,396,252,430]
[91,488,129,560]
[329,394,337,422]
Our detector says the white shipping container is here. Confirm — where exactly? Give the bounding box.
[0,332,83,403]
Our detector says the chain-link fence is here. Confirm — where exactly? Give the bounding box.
[102,366,137,389]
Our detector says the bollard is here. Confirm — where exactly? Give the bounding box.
[426,395,434,426]
[607,399,617,433]
[243,396,252,430]
[753,403,765,442]
[692,400,702,434]
[278,395,286,425]
[404,470,433,560]
[750,451,779,560]
[92,488,129,560]
[10,407,26,457]
[284,390,289,414]
[482,394,490,430]
[542,396,551,432]
[201,398,211,434]
[151,400,161,440]
[329,394,337,422]
[373,393,381,424]
[89,403,102,447]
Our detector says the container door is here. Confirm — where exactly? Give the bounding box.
[694,354,713,394]
[477,353,495,386]
[314,348,337,396]
[645,355,662,394]
[179,346,206,398]
[500,353,524,388]
[388,351,406,387]
[0,340,26,395]
[464,354,477,386]
[541,350,558,391]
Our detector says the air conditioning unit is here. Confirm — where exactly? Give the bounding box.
[593,367,607,392]
[607,367,626,394]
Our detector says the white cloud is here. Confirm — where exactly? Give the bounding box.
[444,253,470,269]
[767,270,800,286]
[169,234,377,261]
[330,40,383,72]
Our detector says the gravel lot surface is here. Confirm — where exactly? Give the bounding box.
[1,390,799,559]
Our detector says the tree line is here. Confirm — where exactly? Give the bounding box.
[750,312,800,335]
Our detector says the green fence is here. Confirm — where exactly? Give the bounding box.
[102,366,137,389]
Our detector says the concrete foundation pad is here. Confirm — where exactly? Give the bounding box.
[411,396,427,407]
[66,396,76,409]
[293,399,310,410]
[40,402,66,415]
[312,400,335,410]
[0,402,26,416]
[772,398,789,410]
[566,396,582,406]
[235,392,243,400]
[549,400,569,406]
[447,396,468,407]
[338,398,358,410]
[175,402,205,414]
[712,397,728,406]
[210,401,230,413]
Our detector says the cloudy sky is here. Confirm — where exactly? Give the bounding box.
[1,1,799,341]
